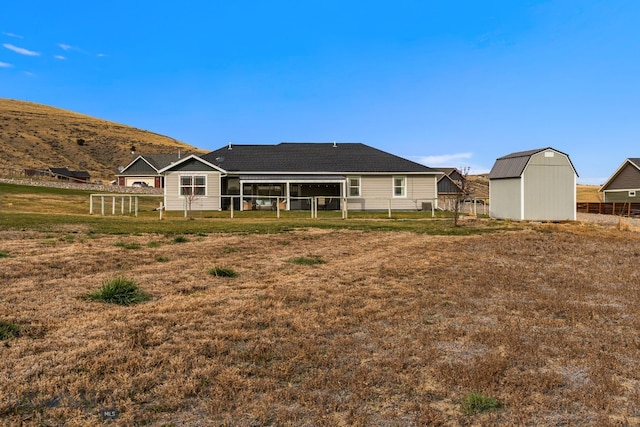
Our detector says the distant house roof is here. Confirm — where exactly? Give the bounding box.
[119,153,192,175]
[488,147,578,179]
[600,158,640,191]
[201,142,439,174]
[48,167,90,180]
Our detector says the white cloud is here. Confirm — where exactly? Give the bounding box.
[0,61,13,68]
[414,152,473,166]
[411,152,491,175]
[58,43,72,51]
[54,55,66,60]
[2,32,23,39]
[3,43,40,56]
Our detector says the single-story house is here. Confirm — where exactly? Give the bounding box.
[157,142,441,212]
[48,167,91,183]
[599,158,640,202]
[489,147,577,221]
[116,153,190,188]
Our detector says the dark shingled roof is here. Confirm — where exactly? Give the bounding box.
[201,143,438,174]
[489,147,577,179]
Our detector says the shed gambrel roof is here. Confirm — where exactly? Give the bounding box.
[201,143,439,174]
[599,158,640,191]
[488,147,578,179]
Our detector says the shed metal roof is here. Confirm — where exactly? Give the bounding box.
[489,147,577,179]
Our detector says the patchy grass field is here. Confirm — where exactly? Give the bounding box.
[1,221,639,426]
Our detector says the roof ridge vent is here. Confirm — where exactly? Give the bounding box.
[333,141,337,148]
[228,142,232,150]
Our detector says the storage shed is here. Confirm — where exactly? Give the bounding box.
[489,147,577,221]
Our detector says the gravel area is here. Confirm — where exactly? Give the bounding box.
[577,212,640,229]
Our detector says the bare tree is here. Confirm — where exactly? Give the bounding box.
[452,167,472,227]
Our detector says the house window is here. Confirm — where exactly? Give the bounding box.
[180,175,206,196]
[348,177,361,197]
[393,176,406,197]
[630,190,636,197]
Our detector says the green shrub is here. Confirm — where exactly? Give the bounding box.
[86,277,150,306]
[173,235,188,243]
[290,256,326,265]
[0,320,20,340]
[0,251,8,258]
[156,255,170,263]
[147,241,162,248]
[208,267,238,278]
[462,392,501,415]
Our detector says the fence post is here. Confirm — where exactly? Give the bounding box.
[101,196,105,216]
[89,195,93,214]
[112,197,116,215]
[388,199,392,219]
[135,197,139,217]
[230,197,234,219]
[159,202,164,220]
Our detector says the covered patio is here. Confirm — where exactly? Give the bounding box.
[227,175,346,211]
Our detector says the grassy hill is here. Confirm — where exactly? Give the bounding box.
[0,98,205,181]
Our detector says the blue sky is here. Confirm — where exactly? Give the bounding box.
[1,0,638,184]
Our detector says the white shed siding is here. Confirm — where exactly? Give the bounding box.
[346,175,436,210]
[523,151,575,220]
[164,171,221,211]
[490,178,522,220]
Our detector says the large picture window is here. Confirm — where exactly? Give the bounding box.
[348,176,361,197]
[180,175,206,196]
[393,176,406,197]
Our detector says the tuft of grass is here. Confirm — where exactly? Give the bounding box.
[156,255,170,263]
[462,392,501,415]
[86,277,151,306]
[114,241,141,250]
[173,235,189,243]
[147,241,162,248]
[221,246,238,253]
[0,251,8,258]
[0,321,20,340]
[208,267,238,278]
[290,256,326,265]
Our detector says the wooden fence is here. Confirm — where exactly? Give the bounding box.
[577,202,640,217]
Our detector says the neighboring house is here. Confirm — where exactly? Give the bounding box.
[489,147,577,221]
[116,153,190,188]
[48,167,91,183]
[157,142,441,212]
[599,158,640,202]
[435,168,464,197]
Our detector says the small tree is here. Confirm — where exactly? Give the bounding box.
[453,167,472,227]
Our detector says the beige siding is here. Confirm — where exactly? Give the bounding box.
[523,151,575,220]
[490,178,522,220]
[346,175,437,210]
[164,171,221,211]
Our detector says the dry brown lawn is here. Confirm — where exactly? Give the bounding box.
[1,224,639,426]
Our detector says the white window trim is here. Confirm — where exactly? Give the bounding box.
[392,176,407,198]
[347,176,361,197]
[179,174,207,197]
